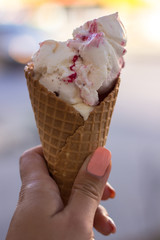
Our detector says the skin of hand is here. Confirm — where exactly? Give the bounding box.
[6,145,116,240]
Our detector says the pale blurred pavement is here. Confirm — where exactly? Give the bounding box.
[1,4,160,240]
[0,52,160,240]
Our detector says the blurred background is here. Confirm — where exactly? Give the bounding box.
[0,0,160,239]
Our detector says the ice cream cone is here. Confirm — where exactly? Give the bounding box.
[25,63,120,204]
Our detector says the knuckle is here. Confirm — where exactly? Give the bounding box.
[18,185,25,204]
[19,149,31,164]
[19,149,38,169]
[19,151,26,163]
[18,181,44,204]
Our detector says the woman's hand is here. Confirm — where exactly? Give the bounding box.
[6,146,116,240]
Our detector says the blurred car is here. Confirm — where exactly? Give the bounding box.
[0,24,48,64]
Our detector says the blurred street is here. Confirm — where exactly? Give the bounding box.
[0,2,160,240]
[1,54,160,240]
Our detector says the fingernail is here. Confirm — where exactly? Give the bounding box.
[87,147,111,177]
[107,216,116,234]
[110,189,116,199]
[108,185,116,199]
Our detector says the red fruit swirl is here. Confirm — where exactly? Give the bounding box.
[63,55,79,83]
[89,20,98,34]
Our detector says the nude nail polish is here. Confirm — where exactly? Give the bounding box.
[87,147,111,177]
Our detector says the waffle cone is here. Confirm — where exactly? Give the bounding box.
[25,64,120,204]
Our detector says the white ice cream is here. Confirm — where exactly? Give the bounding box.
[32,12,127,120]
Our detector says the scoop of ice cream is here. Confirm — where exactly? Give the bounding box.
[69,12,127,104]
[33,40,81,104]
[32,12,127,120]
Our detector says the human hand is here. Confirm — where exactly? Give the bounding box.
[6,146,116,240]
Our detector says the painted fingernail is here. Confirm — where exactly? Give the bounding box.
[87,147,111,177]
[110,190,116,199]
[109,185,116,199]
[107,216,116,234]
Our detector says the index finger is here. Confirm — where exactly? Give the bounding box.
[19,145,49,183]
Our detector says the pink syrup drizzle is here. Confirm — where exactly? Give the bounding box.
[75,19,98,43]
[63,55,79,83]
[123,49,127,54]
[81,35,89,41]
[88,32,104,48]
[119,57,125,68]
[121,40,126,46]
[89,19,98,33]
[77,32,103,48]
[116,72,120,79]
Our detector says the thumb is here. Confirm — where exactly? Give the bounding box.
[67,147,111,220]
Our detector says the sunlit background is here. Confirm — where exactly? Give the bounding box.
[0,0,160,239]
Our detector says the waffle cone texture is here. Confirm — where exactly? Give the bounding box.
[25,64,120,204]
